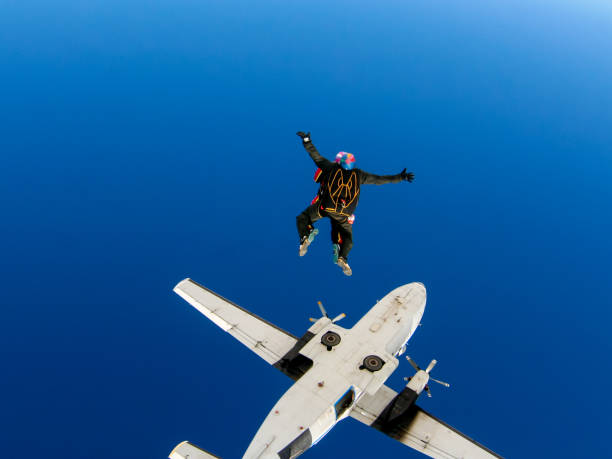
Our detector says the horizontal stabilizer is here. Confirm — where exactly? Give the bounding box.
[169,441,220,459]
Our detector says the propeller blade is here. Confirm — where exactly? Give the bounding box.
[332,313,346,323]
[406,356,420,371]
[425,359,437,373]
[309,318,317,323]
[430,377,450,388]
[317,301,328,317]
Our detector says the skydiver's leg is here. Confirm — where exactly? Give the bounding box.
[330,220,342,263]
[296,204,323,256]
[296,203,322,239]
[329,214,353,276]
[335,217,353,260]
[330,220,342,244]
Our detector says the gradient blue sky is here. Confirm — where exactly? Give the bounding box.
[2,1,611,457]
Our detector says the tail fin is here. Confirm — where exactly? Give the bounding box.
[169,441,221,459]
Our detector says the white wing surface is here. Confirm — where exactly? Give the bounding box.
[350,385,502,459]
[174,278,298,365]
[169,441,220,459]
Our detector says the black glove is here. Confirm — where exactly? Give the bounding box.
[400,168,414,182]
[296,131,311,143]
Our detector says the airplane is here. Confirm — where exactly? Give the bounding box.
[168,278,502,459]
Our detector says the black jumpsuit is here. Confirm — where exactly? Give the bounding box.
[296,140,404,260]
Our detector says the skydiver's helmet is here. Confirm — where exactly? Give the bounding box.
[335,152,356,170]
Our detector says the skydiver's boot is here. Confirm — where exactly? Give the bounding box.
[299,228,319,257]
[332,244,340,264]
[337,257,352,276]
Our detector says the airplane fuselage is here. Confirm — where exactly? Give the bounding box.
[244,283,426,458]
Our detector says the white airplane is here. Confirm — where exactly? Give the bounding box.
[168,278,502,459]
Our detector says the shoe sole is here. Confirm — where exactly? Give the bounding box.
[337,261,352,276]
[299,229,319,257]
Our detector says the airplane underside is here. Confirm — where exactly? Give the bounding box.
[170,279,502,459]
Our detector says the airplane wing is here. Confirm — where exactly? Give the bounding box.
[174,278,298,365]
[350,385,502,459]
[169,441,220,459]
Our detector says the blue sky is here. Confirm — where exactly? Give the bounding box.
[1,1,611,457]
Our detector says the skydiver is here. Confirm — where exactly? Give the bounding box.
[296,131,414,276]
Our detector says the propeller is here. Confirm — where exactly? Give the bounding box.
[309,301,345,323]
[430,377,450,388]
[405,356,451,397]
[331,313,346,323]
[406,356,421,372]
[317,300,327,317]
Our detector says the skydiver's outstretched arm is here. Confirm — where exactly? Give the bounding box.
[297,131,334,169]
[360,168,414,185]
[304,141,335,169]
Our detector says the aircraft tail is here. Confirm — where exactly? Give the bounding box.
[169,441,221,459]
